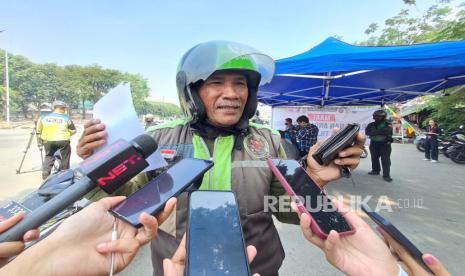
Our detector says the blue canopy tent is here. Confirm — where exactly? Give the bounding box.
[258,37,465,106]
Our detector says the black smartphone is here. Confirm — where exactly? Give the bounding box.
[312,123,360,166]
[268,159,354,239]
[185,191,250,276]
[361,205,432,273]
[111,158,213,227]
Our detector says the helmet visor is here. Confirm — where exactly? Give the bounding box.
[178,40,275,86]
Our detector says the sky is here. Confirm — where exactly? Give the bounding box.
[1,0,437,105]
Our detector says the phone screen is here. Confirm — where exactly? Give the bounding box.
[111,158,213,227]
[186,191,250,276]
[272,159,352,234]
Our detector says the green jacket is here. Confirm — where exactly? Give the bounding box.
[88,118,298,275]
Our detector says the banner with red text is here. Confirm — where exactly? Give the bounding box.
[272,106,378,141]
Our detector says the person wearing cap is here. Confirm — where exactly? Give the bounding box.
[37,100,76,179]
[76,41,365,276]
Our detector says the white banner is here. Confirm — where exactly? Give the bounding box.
[272,106,378,141]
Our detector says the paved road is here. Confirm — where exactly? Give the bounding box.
[121,143,465,276]
[0,126,82,204]
[1,127,464,275]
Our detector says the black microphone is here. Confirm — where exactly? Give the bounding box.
[0,134,158,242]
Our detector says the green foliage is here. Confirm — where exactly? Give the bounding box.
[144,101,182,118]
[358,0,465,128]
[358,1,465,45]
[428,89,465,130]
[0,50,160,119]
[121,73,150,114]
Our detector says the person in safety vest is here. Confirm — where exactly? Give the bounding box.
[76,40,365,276]
[37,100,76,179]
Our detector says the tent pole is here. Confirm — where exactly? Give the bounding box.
[321,72,331,106]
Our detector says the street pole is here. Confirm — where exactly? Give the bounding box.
[5,48,10,124]
[1,30,10,124]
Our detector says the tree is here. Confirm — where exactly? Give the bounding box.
[15,63,61,116]
[1,50,155,121]
[121,73,150,114]
[144,101,182,118]
[358,0,465,129]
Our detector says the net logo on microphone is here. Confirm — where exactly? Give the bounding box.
[80,139,149,194]
[97,154,143,186]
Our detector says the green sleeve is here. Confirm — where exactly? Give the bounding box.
[270,143,300,225]
[85,172,151,201]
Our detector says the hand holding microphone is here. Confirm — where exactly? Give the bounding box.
[0,196,177,276]
[0,134,158,243]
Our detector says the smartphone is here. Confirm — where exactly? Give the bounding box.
[111,158,213,227]
[267,158,354,239]
[185,191,250,276]
[361,205,432,273]
[312,123,360,166]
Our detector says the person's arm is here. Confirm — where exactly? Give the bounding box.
[295,128,302,140]
[0,196,176,276]
[430,127,440,136]
[309,125,319,146]
[0,214,39,268]
[365,123,375,137]
[366,122,392,137]
[296,199,399,276]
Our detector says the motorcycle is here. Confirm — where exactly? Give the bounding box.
[415,134,448,153]
[415,127,463,157]
[446,125,465,164]
[0,169,90,247]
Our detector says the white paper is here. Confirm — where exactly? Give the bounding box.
[93,84,167,171]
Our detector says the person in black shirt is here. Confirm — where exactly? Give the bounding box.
[423,119,441,162]
[365,110,393,182]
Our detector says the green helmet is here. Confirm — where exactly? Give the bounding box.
[176,40,275,125]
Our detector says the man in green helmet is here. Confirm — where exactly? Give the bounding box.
[77,40,365,275]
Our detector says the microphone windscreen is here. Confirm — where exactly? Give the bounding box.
[132,134,158,158]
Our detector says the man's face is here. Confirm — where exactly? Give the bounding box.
[198,72,248,127]
[298,121,306,127]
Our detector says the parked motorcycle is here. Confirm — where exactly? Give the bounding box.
[446,125,465,164]
[415,126,464,158]
[0,169,90,247]
[415,133,449,154]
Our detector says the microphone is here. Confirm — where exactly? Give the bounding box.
[0,134,158,242]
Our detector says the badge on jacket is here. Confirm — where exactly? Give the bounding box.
[243,134,270,159]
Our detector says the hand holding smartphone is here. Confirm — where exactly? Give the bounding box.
[312,123,360,166]
[186,191,250,276]
[267,158,354,239]
[111,158,213,228]
[361,205,432,273]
